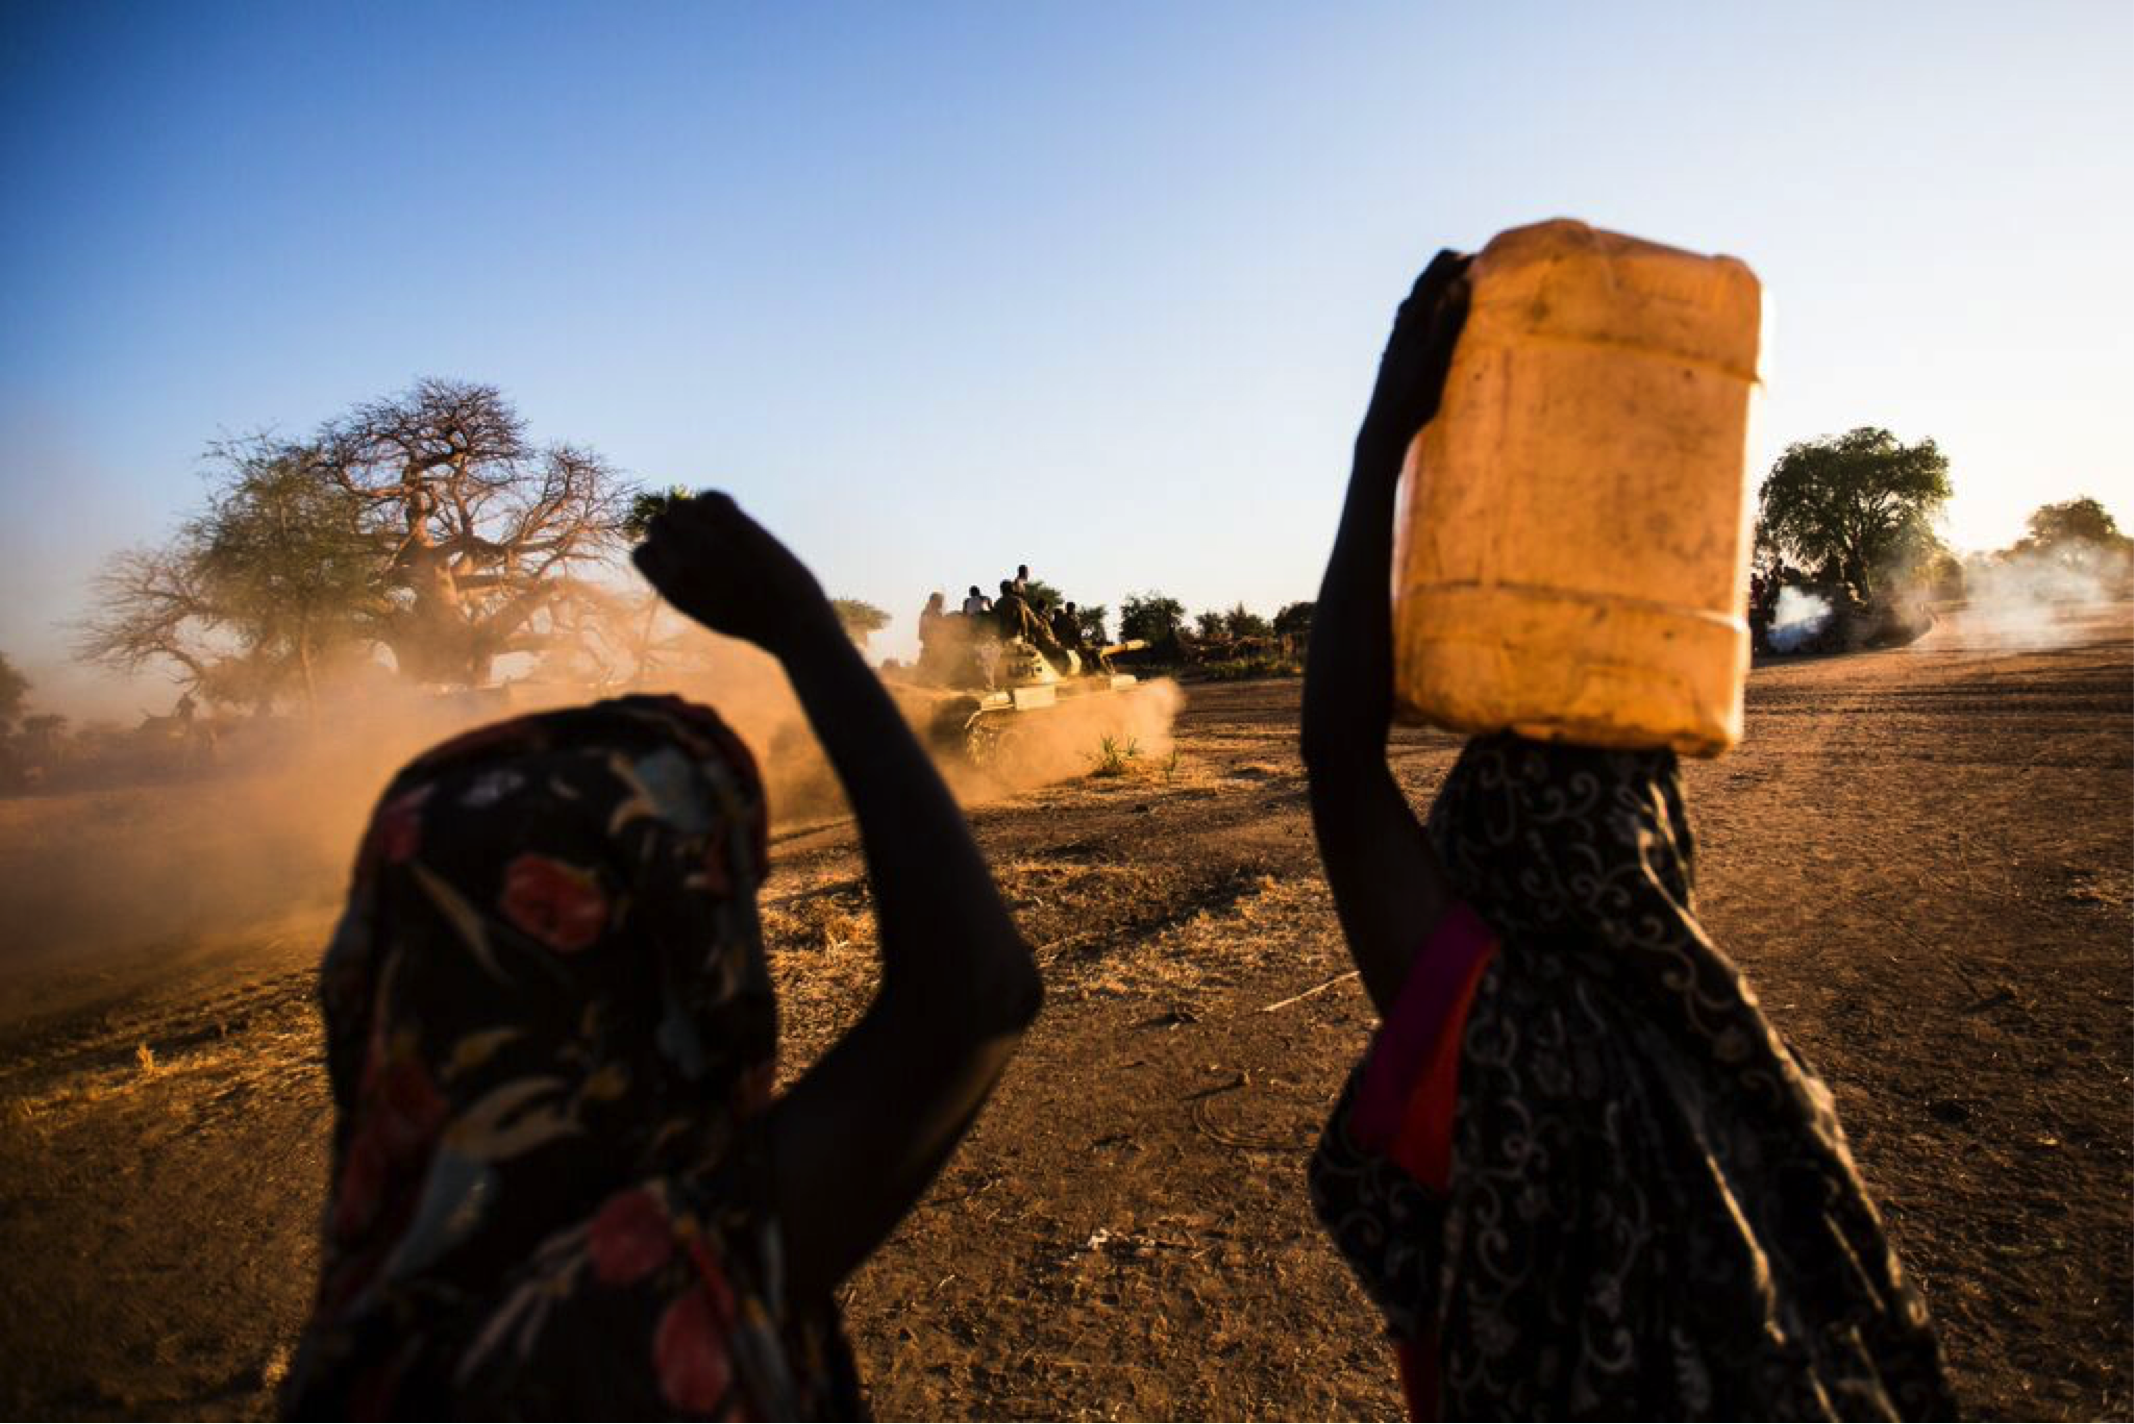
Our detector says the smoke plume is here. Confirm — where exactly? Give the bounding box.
[1767,587,1834,653]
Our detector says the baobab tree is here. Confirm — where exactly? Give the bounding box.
[319,379,634,685]
[79,381,640,706]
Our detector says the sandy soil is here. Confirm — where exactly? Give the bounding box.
[1,607,2128,1420]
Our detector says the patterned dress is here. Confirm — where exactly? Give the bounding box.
[284,696,864,1419]
[1311,735,1956,1420]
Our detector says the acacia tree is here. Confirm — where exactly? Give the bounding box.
[78,452,379,716]
[831,598,891,647]
[1755,428,1951,599]
[1119,591,1185,643]
[2015,496,2129,559]
[1273,601,1315,639]
[1222,603,1271,639]
[78,540,244,705]
[196,441,380,709]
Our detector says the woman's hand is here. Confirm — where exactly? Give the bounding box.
[631,492,837,657]
[1358,249,1473,459]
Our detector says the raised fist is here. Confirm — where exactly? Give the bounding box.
[631,492,835,655]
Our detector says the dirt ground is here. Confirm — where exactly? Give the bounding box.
[2,607,2128,1420]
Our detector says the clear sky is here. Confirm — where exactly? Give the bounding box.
[4,0,2128,714]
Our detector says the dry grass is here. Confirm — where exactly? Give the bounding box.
[1080,873,1344,1002]
[3,625,2131,1420]
[761,883,875,953]
[1086,735,1143,779]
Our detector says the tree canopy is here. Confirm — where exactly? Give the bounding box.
[1273,601,1315,638]
[75,451,374,713]
[1755,427,1951,598]
[194,442,378,708]
[831,598,891,646]
[78,381,639,706]
[1119,591,1185,643]
[1221,603,1271,639]
[2017,497,2127,557]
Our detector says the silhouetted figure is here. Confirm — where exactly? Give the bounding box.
[284,494,1040,1418]
[1300,254,1953,1419]
[961,584,992,617]
[994,579,1059,652]
[917,591,949,672]
[1050,600,1084,651]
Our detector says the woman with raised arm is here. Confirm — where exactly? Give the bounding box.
[284,494,1040,1419]
[1301,256,1955,1419]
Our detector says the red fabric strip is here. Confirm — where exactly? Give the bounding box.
[1350,901,1498,1154]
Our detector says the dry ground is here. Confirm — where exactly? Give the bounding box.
[1,607,2128,1420]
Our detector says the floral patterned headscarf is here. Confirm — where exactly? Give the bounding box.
[284,695,861,1420]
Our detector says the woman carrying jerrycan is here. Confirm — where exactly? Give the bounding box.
[1301,233,1957,1419]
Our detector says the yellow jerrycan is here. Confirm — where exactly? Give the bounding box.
[1392,218,1762,756]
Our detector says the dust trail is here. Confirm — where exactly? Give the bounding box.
[1943,547,2132,651]
[0,637,1182,966]
[938,676,1185,801]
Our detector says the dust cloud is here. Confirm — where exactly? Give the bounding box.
[936,675,1185,802]
[0,639,1182,970]
[1941,548,2133,651]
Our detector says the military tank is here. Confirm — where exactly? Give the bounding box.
[918,635,1151,764]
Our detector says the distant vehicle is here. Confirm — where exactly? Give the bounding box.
[909,624,1151,764]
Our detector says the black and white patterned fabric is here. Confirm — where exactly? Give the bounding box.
[1311,733,1956,1420]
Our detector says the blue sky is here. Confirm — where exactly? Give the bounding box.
[4,1,2128,712]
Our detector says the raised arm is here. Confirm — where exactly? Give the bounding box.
[1299,252,1469,1015]
[633,495,1041,1303]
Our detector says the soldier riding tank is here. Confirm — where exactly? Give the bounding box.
[910,610,1149,764]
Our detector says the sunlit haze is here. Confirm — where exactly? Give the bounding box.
[4,1,2127,715]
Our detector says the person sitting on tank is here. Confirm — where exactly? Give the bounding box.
[961,584,992,617]
[1033,597,1079,666]
[991,580,1027,637]
[1010,564,1031,598]
[1051,600,1086,652]
[994,579,1062,654]
[917,591,952,679]
[281,493,1042,1419]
